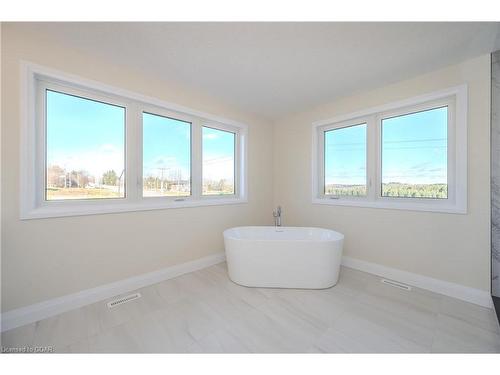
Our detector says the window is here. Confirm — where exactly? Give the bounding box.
[312,85,467,213]
[45,90,126,201]
[324,123,367,197]
[142,113,191,197]
[381,107,448,199]
[202,126,235,195]
[21,63,247,219]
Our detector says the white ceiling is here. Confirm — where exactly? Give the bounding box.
[18,22,500,120]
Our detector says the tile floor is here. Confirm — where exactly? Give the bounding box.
[2,263,500,353]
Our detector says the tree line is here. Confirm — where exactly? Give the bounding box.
[47,165,120,188]
[325,182,447,198]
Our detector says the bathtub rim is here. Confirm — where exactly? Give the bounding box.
[223,225,344,243]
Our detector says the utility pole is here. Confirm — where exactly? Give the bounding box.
[157,167,166,193]
[118,169,125,195]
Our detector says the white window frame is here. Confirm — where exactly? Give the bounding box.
[318,119,370,200]
[312,85,468,214]
[201,122,240,198]
[20,62,248,219]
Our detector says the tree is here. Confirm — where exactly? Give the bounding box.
[72,169,90,188]
[102,170,118,186]
[47,165,65,188]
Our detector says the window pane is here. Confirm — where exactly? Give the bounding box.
[381,106,448,199]
[202,127,235,195]
[324,123,367,196]
[46,90,125,200]
[142,113,191,197]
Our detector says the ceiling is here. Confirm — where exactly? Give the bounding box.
[16,22,500,120]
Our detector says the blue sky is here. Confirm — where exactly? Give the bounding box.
[202,127,235,183]
[46,90,125,178]
[143,113,191,180]
[142,117,235,182]
[48,89,444,188]
[382,106,447,185]
[325,106,448,186]
[325,123,367,186]
[47,90,235,183]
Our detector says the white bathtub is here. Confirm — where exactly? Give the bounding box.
[223,226,344,289]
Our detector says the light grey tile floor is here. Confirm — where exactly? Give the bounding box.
[2,263,500,353]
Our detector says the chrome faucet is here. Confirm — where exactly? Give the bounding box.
[273,206,282,227]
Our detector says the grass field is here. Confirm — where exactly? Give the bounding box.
[46,187,123,200]
[48,186,234,200]
[142,189,190,197]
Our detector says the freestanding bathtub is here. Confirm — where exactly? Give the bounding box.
[223,226,344,289]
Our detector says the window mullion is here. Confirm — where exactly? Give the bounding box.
[370,115,382,201]
[126,103,141,203]
[191,119,202,199]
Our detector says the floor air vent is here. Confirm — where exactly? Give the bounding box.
[107,293,141,308]
[381,279,412,291]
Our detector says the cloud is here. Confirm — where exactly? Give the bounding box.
[153,156,177,167]
[203,156,234,181]
[47,144,124,178]
[99,144,119,153]
[203,133,220,140]
[409,162,431,172]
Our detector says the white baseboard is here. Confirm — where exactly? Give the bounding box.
[341,256,493,308]
[1,252,226,332]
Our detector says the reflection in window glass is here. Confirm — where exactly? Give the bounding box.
[202,127,235,195]
[324,123,367,196]
[46,90,125,200]
[142,113,191,197]
[381,107,448,199]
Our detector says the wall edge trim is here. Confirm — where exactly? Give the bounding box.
[342,256,493,308]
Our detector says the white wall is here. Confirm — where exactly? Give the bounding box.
[1,24,273,312]
[273,54,491,292]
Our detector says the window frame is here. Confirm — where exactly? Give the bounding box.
[318,119,370,201]
[140,106,194,201]
[201,123,239,198]
[377,97,455,203]
[20,62,248,219]
[312,85,467,214]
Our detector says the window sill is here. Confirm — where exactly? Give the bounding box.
[312,197,466,214]
[21,197,248,220]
